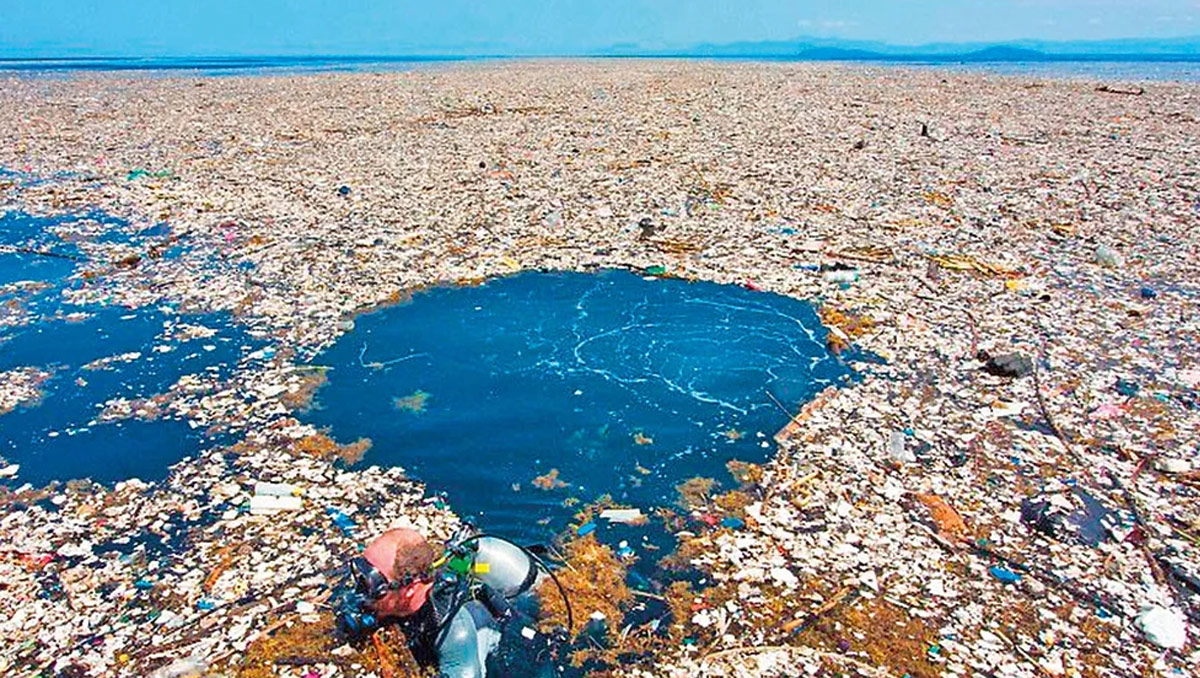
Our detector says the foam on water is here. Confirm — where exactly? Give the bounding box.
[305,270,853,541]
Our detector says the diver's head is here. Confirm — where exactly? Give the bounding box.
[360,527,436,618]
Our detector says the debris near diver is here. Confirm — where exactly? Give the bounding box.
[393,390,431,414]
[532,468,569,491]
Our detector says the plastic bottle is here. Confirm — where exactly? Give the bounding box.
[888,430,915,463]
[253,481,301,497]
[823,269,859,283]
[249,495,302,515]
[1095,245,1122,268]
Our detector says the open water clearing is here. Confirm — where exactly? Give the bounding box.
[304,270,852,541]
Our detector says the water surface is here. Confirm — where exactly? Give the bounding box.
[1,209,258,485]
[306,270,852,541]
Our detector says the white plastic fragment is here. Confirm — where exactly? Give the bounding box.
[769,567,799,589]
[888,430,914,463]
[598,508,644,524]
[147,657,207,678]
[1138,606,1188,649]
[248,494,302,514]
[253,481,301,497]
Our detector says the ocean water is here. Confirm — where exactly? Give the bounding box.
[304,270,853,542]
[0,210,258,486]
[0,56,1197,82]
[914,60,1200,82]
[0,56,472,78]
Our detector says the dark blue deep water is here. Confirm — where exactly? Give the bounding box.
[306,270,852,541]
[1,210,257,486]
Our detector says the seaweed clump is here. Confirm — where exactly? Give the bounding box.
[819,306,876,354]
[675,476,717,510]
[537,534,634,669]
[234,613,430,678]
[280,368,328,411]
[538,534,632,638]
[292,432,373,465]
[793,594,942,678]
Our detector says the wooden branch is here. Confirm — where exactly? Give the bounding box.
[1096,85,1145,96]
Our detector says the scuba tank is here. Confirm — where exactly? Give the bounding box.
[432,526,574,678]
[473,536,540,599]
[332,524,573,678]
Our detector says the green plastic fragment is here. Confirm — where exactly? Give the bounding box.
[644,265,667,276]
[127,168,174,181]
[446,556,472,575]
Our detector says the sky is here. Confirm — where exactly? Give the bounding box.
[1,0,1198,57]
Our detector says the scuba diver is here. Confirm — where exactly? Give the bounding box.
[333,524,573,678]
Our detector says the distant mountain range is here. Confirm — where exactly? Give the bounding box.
[2,36,1198,65]
[594,36,1200,61]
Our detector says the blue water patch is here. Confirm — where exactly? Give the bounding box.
[1,209,259,486]
[305,270,852,541]
[0,56,477,79]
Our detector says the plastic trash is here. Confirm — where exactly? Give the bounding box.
[253,481,301,497]
[1137,606,1188,649]
[147,658,208,678]
[326,507,356,535]
[888,429,915,463]
[249,495,302,515]
[1094,245,1122,268]
[598,508,644,524]
[576,521,597,536]
[981,352,1033,378]
[1156,458,1191,474]
[823,269,858,284]
[988,566,1022,584]
[1115,379,1140,397]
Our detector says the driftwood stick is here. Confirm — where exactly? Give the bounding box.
[1096,85,1145,96]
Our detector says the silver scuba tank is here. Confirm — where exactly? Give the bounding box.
[473,536,537,598]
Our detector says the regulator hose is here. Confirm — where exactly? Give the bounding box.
[438,533,575,640]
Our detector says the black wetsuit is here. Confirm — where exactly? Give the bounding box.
[394,598,440,668]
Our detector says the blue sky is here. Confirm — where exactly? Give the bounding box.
[1,0,1198,57]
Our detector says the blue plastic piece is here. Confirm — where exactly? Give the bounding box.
[720,516,745,529]
[576,521,597,536]
[989,566,1022,584]
[1115,379,1140,397]
[326,507,357,535]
